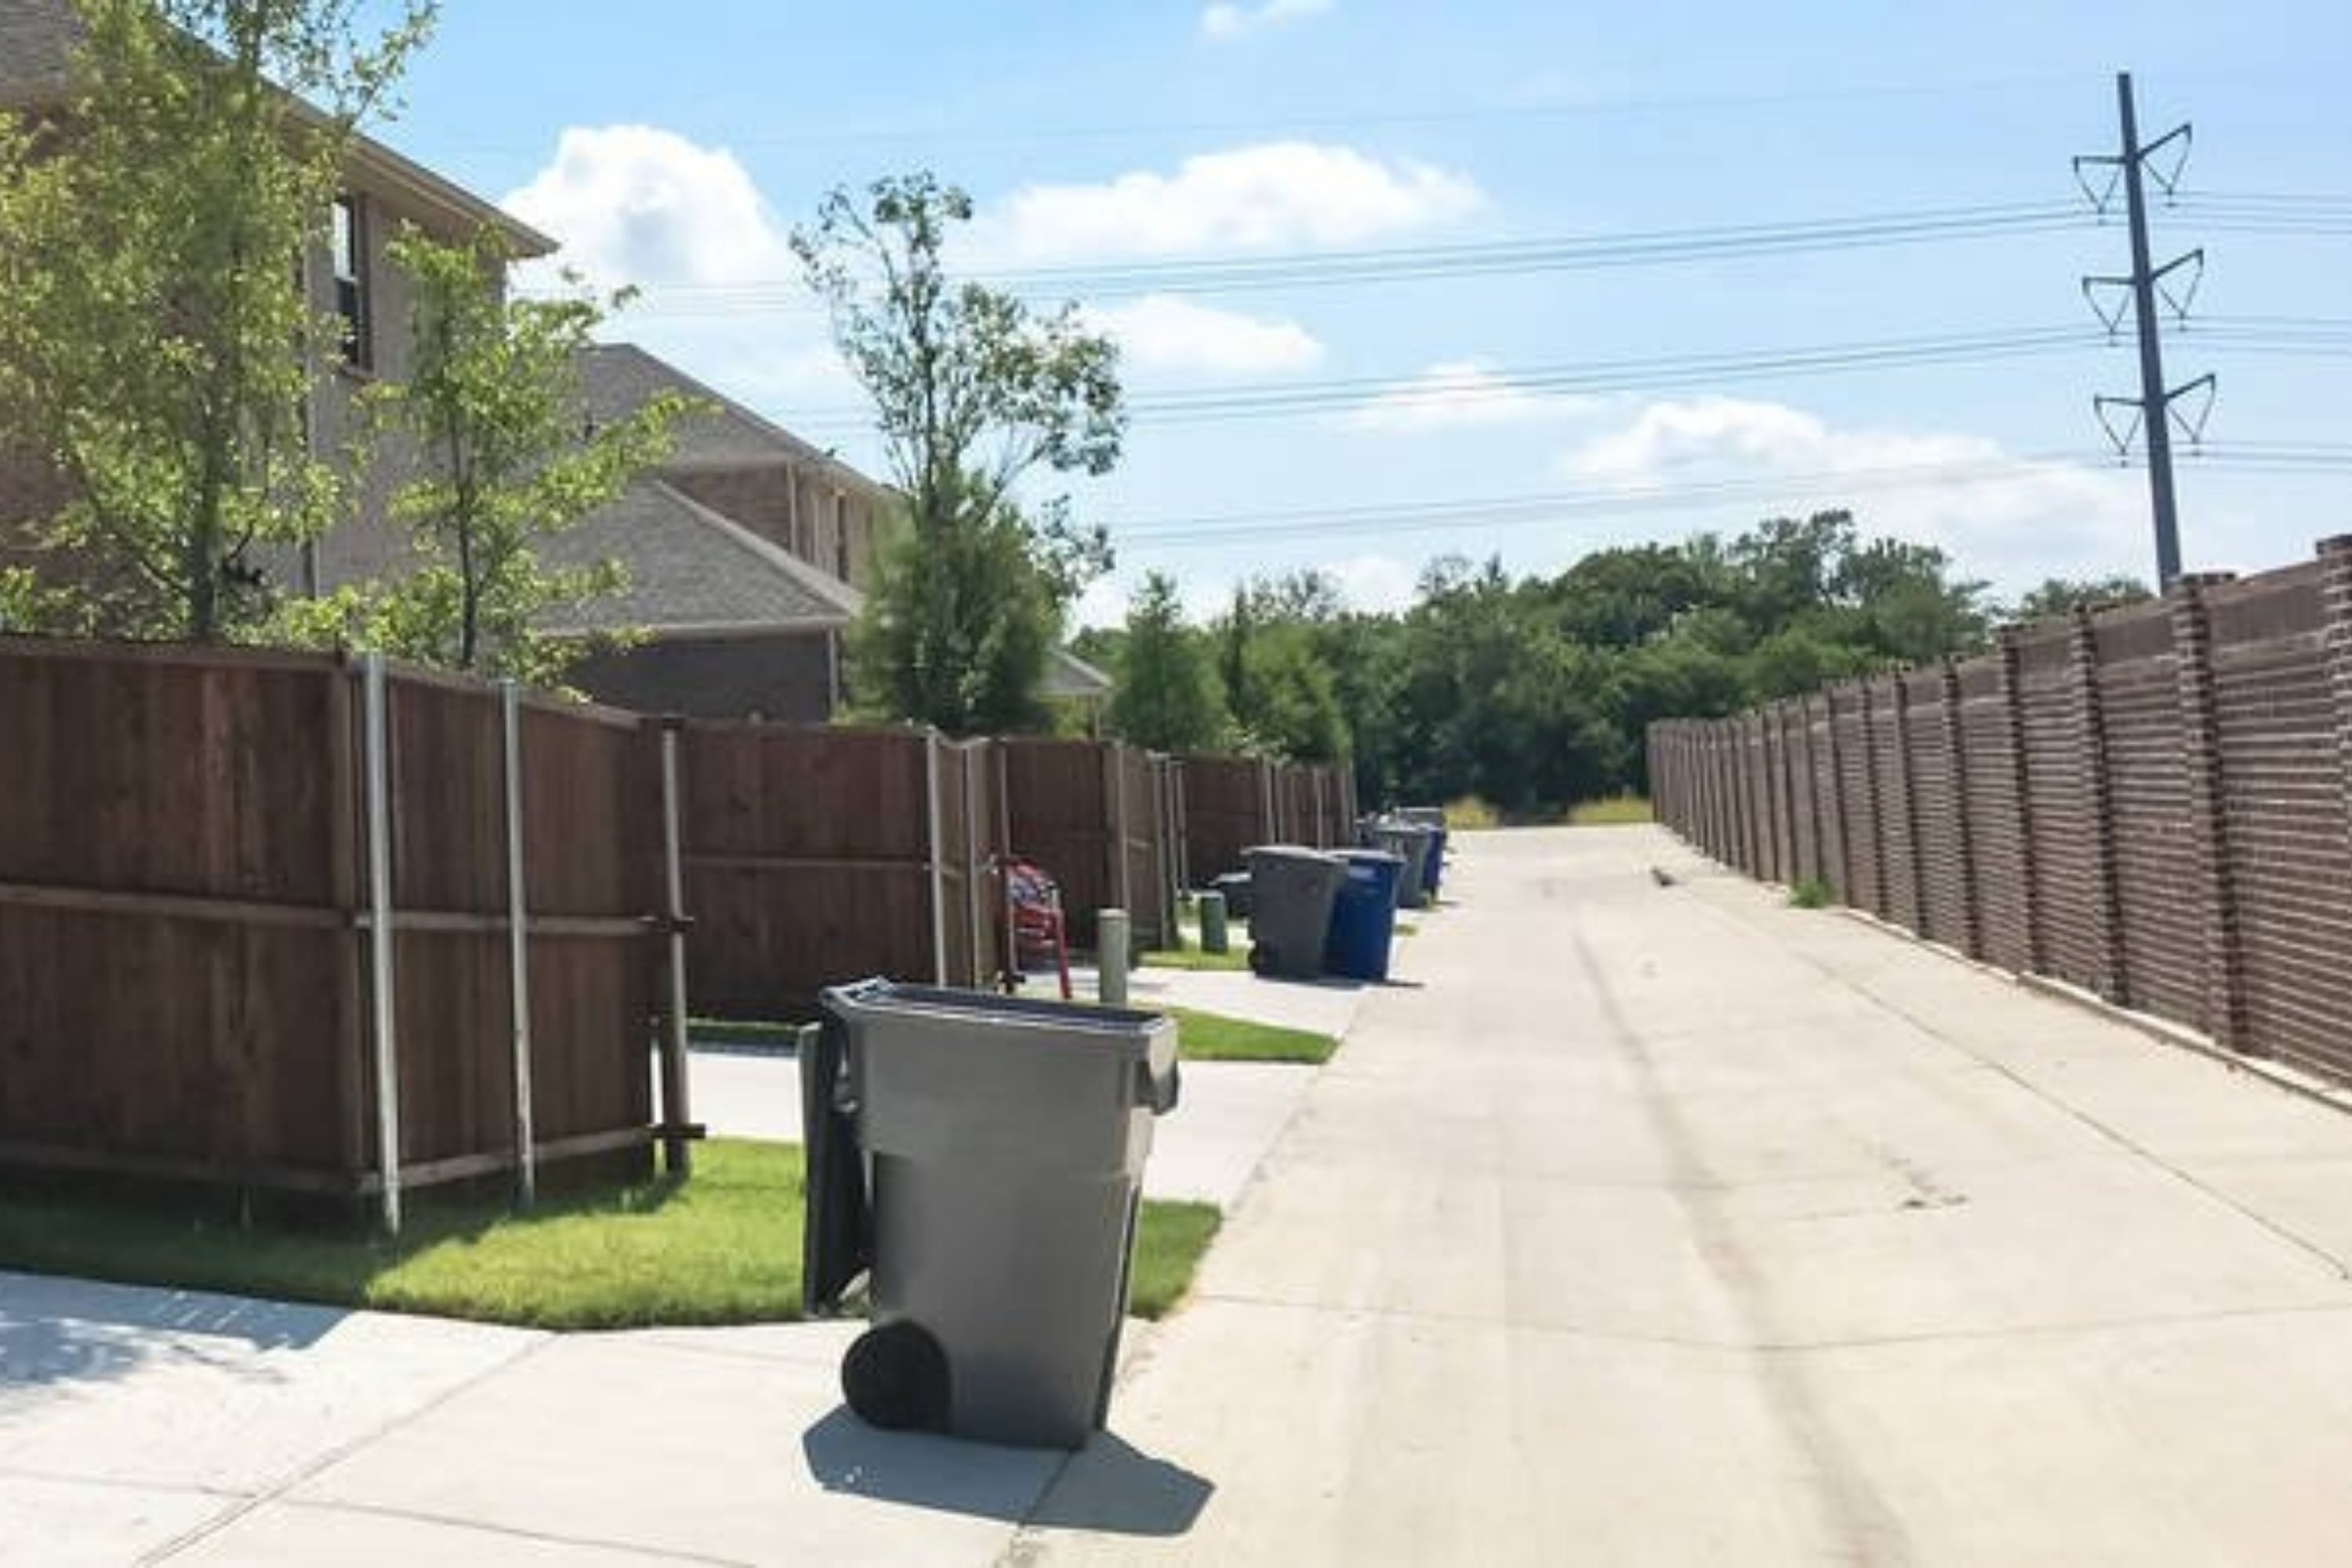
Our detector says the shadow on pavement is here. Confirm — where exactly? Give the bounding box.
[801,1406,1212,1537]
[0,1274,342,1394]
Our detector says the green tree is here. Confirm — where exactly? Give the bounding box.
[0,0,433,641]
[849,474,1057,733]
[274,227,689,683]
[1105,572,1226,752]
[795,172,1123,731]
[2005,574,2154,625]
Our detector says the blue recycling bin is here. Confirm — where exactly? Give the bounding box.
[1323,850,1406,982]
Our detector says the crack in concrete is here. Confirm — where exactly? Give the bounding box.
[1568,922,1922,1568]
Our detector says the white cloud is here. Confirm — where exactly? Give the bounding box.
[1347,359,1597,434]
[1201,0,1334,41]
[978,142,1482,263]
[503,125,795,290]
[1560,396,2144,588]
[1084,295,1324,377]
[1326,554,1420,612]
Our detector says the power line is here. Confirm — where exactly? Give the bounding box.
[587,199,2100,318]
[768,324,2128,438]
[1102,450,2127,547]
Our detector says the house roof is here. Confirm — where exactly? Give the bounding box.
[0,0,552,256]
[579,343,891,499]
[540,479,861,637]
[1042,648,1115,701]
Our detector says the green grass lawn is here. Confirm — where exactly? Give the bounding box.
[1162,1005,1338,1065]
[1140,943,1250,972]
[0,1139,1221,1330]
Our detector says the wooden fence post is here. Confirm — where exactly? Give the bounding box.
[1940,658,1985,961]
[2068,606,2129,1004]
[2172,572,2249,1052]
[1995,627,2046,975]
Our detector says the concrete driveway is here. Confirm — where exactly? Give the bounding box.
[14,824,2352,1563]
[1023,826,2352,1565]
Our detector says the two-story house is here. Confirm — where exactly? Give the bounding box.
[0,0,1114,724]
[0,0,559,587]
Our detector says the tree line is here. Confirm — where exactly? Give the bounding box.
[1081,514,2151,818]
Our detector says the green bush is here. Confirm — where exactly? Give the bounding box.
[1788,878,1835,910]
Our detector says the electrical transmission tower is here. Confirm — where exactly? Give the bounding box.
[2076,71,2215,588]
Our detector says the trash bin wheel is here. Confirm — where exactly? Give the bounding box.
[1247,942,1269,975]
[842,1319,952,1434]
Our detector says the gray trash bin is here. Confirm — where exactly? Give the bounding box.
[1370,822,1436,910]
[1245,845,1345,979]
[803,979,1180,1450]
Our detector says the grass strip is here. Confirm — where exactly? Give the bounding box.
[0,1139,1221,1329]
[1567,794,1655,826]
[1161,1005,1338,1065]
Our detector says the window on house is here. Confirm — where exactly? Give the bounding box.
[331,195,372,371]
[834,492,851,580]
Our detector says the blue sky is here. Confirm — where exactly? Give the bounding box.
[376,0,2352,620]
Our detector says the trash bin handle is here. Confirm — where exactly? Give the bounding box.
[1138,1058,1181,1116]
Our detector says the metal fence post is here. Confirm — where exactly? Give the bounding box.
[961,742,985,988]
[361,653,403,1233]
[500,680,537,1207]
[924,728,949,985]
[658,718,695,1175]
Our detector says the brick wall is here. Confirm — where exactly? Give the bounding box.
[1650,539,2352,1091]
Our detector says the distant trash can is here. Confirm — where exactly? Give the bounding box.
[1245,846,1346,980]
[1370,822,1437,910]
[1210,869,1254,921]
[1323,849,1405,982]
[1394,808,1450,897]
[803,979,1181,1450]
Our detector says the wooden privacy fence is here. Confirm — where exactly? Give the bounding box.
[999,738,1178,953]
[0,638,685,1228]
[677,724,1007,1020]
[1650,536,2352,1092]
[1178,755,1359,885]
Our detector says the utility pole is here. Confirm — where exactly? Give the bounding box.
[2076,71,2214,590]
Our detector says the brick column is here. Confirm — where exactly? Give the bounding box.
[2171,571,2249,1053]
[1857,677,1890,917]
[1996,626,2045,975]
[1890,672,1929,933]
[2068,606,2129,1004]
[1820,685,1850,903]
[1940,657,1985,961]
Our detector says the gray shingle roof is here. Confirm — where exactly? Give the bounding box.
[540,479,860,636]
[579,343,888,495]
